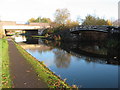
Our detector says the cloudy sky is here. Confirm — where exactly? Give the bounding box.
[0,0,119,23]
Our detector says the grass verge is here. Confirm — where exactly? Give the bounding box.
[0,39,11,88]
[13,40,72,88]
[32,36,46,38]
[0,39,2,89]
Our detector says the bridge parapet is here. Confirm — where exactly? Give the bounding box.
[3,25,41,30]
[0,21,50,30]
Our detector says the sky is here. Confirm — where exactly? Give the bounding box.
[0,0,119,23]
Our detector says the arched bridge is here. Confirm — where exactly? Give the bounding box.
[70,25,120,34]
[70,25,120,41]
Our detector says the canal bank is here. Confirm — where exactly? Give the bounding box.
[8,39,71,88]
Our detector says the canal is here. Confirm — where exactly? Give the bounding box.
[14,35,119,88]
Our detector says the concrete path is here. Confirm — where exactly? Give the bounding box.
[8,39,48,88]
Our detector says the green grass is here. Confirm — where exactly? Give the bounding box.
[6,34,14,36]
[32,36,45,38]
[0,39,2,88]
[0,39,12,88]
[14,41,72,88]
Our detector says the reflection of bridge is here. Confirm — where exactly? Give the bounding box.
[0,21,50,36]
[43,40,119,65]
[62,45,119,65]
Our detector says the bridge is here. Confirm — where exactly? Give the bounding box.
[70,25,120,34]
[0,21,50,36]
[69,25,120,41]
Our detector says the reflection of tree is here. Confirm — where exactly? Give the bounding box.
[53,49,71,68]
[42,38,119,65]
[44,40,61,47]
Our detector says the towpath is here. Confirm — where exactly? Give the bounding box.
[8,39,47,88]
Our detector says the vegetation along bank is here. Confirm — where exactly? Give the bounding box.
[1,39,12,88]
[13,40,73,88]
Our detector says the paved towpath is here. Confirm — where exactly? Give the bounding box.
[8,39,47,88]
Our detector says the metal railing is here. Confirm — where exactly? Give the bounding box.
[70,25,120,33]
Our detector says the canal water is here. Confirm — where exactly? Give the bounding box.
[14,35,119,88]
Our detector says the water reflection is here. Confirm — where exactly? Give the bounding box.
[15,35,119,88]
[41,40,119,65]
[20,43,52,51]
[16,35,120,65]
[53,49,71,68]
[13,35,26,42]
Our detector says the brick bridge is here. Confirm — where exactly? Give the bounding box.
[0,21,50,36]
